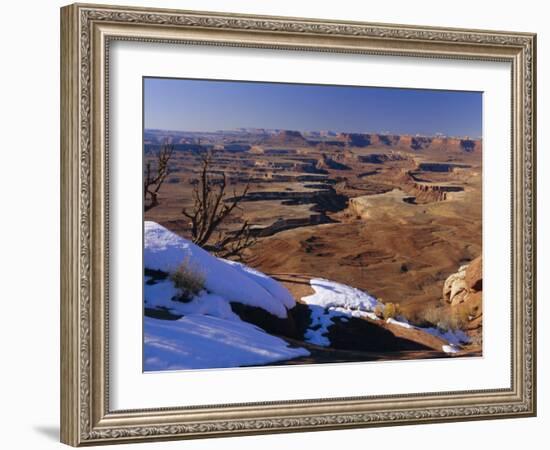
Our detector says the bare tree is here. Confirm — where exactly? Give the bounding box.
[214,220,257,259]
[182,152,256,259]
[144,144,174,211]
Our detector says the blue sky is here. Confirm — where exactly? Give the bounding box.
[144,77,482,137]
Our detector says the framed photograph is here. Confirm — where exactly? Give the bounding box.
[60,3,536,446]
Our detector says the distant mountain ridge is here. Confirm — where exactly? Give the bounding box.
[263,130,309,146]
[144,128,482,154]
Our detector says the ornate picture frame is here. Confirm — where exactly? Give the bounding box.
[60,3,536,446]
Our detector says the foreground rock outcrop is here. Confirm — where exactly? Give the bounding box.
[442,256,483,331]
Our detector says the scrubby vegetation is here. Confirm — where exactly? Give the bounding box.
[374,301,401,320]
[404,303,471,332]
[170,259,205,302]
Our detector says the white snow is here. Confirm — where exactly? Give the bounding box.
[144,221,293,318]
[304,307,347,347]
[301,278,381,347]
[302,278,380,312]
[442,344,460,354]
[223,260,295,309]
[143,221,309,370]
[144,278,241,321]
[386,317,414,329]
[144,316,309,371]
[301,278,469,351]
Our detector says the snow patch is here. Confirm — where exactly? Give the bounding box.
[144,272,242,322]
[442,344,460,354]
[143,221,309,370]
[301,278,380,347]
[144,316,309,370]
[223,259,295,309]
[304,307,347,347]
[302,278,380,311]
[144,221,292,318]
[302,278,470,351]
[144,279,241,322]
[386,317,414,329]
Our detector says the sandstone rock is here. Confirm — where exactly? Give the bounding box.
[464,291,482,319]
[465,315,482,330]
[443,258,482,308]
[443,270,467,303]
[450,279,468,303]
[450,289,468,307]
[442,258,483,333]
[465,256,482,291]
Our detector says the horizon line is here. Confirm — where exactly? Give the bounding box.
[144,127,483,140]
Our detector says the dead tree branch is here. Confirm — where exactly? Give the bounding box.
[144,144,174,212]
[182,152,256,259]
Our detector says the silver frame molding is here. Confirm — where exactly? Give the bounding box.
[60,3,536,446]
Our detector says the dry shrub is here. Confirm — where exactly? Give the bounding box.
[421,304,442,327]
[374,301,401,320]
[452,304,471,329]
[414,304,469,332]
[383,302,400,320]
[170,258,205,302]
